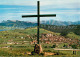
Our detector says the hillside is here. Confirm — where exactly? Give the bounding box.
[0,27,79,45]
[0,27,80,56]
[0,20,37,29]
[40,24,80,36]
[0,27,58,42]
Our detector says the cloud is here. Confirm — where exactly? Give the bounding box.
[40,10,80,15]
[0,0,80,8]
[0,0,80,22]
[0,0,36,6]
[0,0,80,13]
[0,8,17,9]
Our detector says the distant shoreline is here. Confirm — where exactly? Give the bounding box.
[0,30,6,31]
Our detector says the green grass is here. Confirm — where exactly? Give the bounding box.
[0,43,80,56]
[67,32,80,40]
[0,27,80,56]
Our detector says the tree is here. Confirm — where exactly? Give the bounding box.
[60,31,68,36]
[74,25,80,35]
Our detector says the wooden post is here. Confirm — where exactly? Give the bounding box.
[73,51,76,55]
[37,1,40,44]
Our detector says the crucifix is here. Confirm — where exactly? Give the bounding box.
[22,1,56,44]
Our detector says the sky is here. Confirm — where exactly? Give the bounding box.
[0,0,80,22]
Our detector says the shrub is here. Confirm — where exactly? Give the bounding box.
[60,31,68,36]
[44,46,48,48]
[63,44,68,48]
[71,45,77,49]
[40,53,44,55]
[51,45,56,48]
[31,51,36,55]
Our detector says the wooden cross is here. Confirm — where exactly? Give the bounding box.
[22,1,56,44]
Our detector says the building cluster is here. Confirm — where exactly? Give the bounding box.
[30,33,79,45]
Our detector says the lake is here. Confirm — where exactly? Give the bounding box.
[0,30,6,31]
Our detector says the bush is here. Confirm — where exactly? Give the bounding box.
[44,46,48,48]
[40,53,44,55]
[31,51,36,55]
[51,45,56,48]
[71,45,77,49]
[60,31,68,36]
[63,44,68,48]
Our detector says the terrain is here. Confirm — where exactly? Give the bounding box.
[41,20,80,26]
[0,20,80,56]
[0,27,80,56]
[0,20,80,30]
[0,20,37,29]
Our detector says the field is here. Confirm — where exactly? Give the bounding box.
[0,27,80,57]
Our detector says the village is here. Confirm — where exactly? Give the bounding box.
[30,33,80,49]
[0,32,79,50]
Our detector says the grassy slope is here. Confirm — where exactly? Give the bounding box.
[0,27,60,44]
[0,27,80,56]
[67,32,80,40]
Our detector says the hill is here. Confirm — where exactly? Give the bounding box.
[0,27,80,56]
[0,27,60,44]
[0,20,37,29]
[40,24,80,36]
[0,27,79,44]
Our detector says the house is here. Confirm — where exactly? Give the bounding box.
[30,40,37,44]
[45,41,50,44]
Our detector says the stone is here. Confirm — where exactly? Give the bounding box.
[34,44,43,54]
[44,52,55,56]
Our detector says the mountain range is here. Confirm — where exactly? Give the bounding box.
[41,20,80,26]
[0,20,80,29]
[0,20,37,28]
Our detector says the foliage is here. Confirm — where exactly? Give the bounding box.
[74,25,80,35]
[31,51,36,55]
[51,44,56,48]
[40,52,44,55]
[71,44,78,49]
[63,44,68,48]
[60,31,68,36]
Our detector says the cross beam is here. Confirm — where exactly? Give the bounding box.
[22,1,56,44]
[22,14,56,17]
